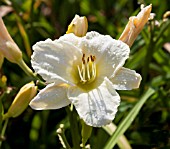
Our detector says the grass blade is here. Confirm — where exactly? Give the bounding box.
[104,87,155,149]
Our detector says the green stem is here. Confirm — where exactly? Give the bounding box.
[14,13,32,58]
[81,121,92,148]
[17,59,46,87]
[18,59,35,78]
[66,106,80,149]
[103,123,132,149]
[154,20,170,43]
[60,133,72,149]
[104,87,155,149]
[141,22,155,93]
[57,126,72,149]
[30,0,35,42]
[0,119,9,147]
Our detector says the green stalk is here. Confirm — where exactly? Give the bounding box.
[57,125,72,149]
[154,20,170,43]
[81,121,92,148]
[17,59,35,78]
[66,106,80,149]
[14,13,32,58]
[104,87,155,149]
[0,119,9,148]
[103,123,132,149]
[141,21,155,93]
[17,59,46,87]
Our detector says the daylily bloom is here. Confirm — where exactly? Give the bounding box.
[29,31,141,127]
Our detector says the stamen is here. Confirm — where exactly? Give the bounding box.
[93,56,96,61]
[77,65,84,81]
[77,54,97,84]
[82,61,86,81]
[87,57,90,80]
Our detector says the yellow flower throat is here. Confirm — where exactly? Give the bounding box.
[77,54,96,84]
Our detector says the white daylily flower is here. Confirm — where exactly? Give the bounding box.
[30,31,141,127]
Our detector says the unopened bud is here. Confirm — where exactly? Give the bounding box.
[3,81,37,119]
[0,17,22,64]
[119,4,152,47]
[163,11,170,21]
[0,75,7,88]
[66,14,88,37]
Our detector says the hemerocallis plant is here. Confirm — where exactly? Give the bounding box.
[29,30,141,127]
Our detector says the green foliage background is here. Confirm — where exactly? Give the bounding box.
[0,0,170,148]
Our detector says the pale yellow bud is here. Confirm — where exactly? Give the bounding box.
[3,81,37,119]
[0,17,22,63]
[0,75,7,88]
[66,14,88,37]
[119,4,152,47]
[163,11,170,21]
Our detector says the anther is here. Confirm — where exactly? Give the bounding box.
[87,57,89,62]
[91,56,95,61]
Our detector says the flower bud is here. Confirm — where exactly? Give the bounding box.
[163,11,170,21]
[0,75,7,88]
[3,81,37,119]
[119,4,152,47]
[66,14,88,37]
[0,17,22,63]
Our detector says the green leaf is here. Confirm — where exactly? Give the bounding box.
[103,123,132,149]
[104,87,155,149]
[0,99,3,131]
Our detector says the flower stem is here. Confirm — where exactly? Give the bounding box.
[66,106,81,149]
[103,123,132,149]
[17,59,46,87]
[104,87,155,149]
[57,124,72,149]
[0,118,9,147]
[154,20,170,43]
[141,21,155,93]
[17,59,35,78]
[57,124,71,149]
[81,121,92,148]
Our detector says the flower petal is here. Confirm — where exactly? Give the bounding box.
[58,33,81,46]
[110,67,142,90]
[68,78,120,127]
[29,83,70,110]
[31,38,82,84]
[80,31,130,78]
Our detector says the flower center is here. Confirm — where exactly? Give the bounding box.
[77,53,96,84]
